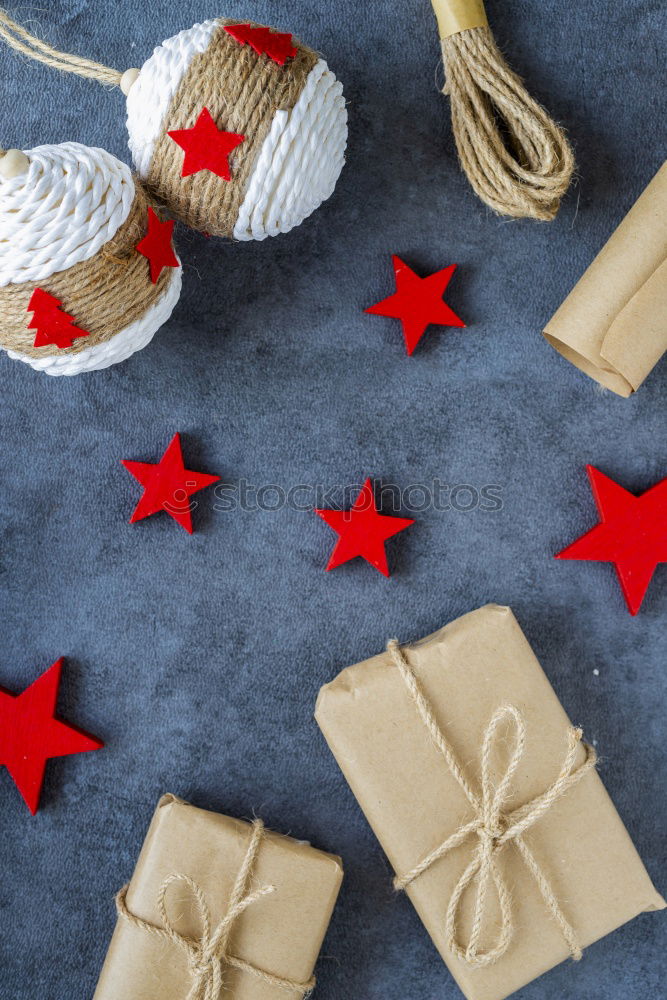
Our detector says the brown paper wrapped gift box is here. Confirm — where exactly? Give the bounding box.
[543,161,667,397]
[315,604,664,1000]
[94,795,343,999]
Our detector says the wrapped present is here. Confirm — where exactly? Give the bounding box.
[94,794,343,999]
[543,161,667,397]
[315,604,664,1000]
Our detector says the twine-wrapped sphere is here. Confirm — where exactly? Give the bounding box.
[124,18,348,240]
[0,142,181,375]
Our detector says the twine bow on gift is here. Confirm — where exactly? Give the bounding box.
[116,819,316,999]
[387,640,598,969]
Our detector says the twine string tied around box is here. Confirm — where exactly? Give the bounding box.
[116,818,316,999]
[387,639,597,969]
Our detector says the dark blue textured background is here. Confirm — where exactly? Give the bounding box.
[0,2,664,998]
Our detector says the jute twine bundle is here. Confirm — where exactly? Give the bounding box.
[0,182,171,358]
[433,0,575,220]
[144,21,317,237]
[387,640,597,968]
[116,819,316,1000]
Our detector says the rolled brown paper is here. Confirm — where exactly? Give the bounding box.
[544,161,667,396]
[94,795,343,999]
[315,605,665,1000]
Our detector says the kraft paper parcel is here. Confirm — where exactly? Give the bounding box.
[315,604,664,1000]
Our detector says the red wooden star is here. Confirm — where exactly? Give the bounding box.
[315,478,415,576]
[0,658,103,814]
[556,465,667,615]
[168,108,245,180]
[27,287,89,349]
[224,23,297,65]
[365,256,465,355]
[136,207,179,283]
[121,432,220,534]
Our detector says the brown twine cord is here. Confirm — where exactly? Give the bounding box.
[440,25,575,220]
[0,183,171,357]
[116,819,315,1000]
[387,639,597,969]
[143,21,317,237]
[0,8,121,85]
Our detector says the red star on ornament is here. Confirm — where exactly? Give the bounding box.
[315,478,415,577]
[168,108,245,180]
[556,465,667,615]
[136,207,179,283]
[0,658,103,814]
[224,23,297,65]
[121,432,221,534]
[365,256,465,355]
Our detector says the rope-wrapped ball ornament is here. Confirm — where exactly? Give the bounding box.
[0,143,182,376]
[0,11,348,241]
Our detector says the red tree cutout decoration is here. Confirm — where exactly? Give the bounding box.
[27,288,90,349]
[224,23,297,65]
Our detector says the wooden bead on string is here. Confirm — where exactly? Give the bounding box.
[0,142,182,376]
[431,0,575,220]
[0,11,348,241]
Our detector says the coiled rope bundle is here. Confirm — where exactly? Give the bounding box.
[432,0,575,220]
[0,9,347,241]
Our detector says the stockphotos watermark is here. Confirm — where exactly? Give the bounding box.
[161,479,505,515]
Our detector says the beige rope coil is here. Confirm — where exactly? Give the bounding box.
[387,639,597,969]
[0,8,121,85]
[116,819,316,999]
[432,0,575,220]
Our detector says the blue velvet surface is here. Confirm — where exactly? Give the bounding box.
[0,2,664,998]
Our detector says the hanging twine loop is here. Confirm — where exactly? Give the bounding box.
[116,819,316,999]
[431,0,575,220]
[387,640,597,969]
[0,8,122,85]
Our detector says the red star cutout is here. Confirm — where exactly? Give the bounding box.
[168,108,245,180]
[224,23,297,65]
[315,478,415,576]
[121,432,221,534]
[0,658,103,814]
[136,207,179,284]
[365,256,465,355]
[556,465,667,615]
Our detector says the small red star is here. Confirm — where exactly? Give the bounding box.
[365,256,465,355]
[224,23,297,65]
[0,658,103,814]
[556,465,667,615]
[135,207,179,283]
[121,432,220,534]
[315,478,415,576]
[168,108,245,180]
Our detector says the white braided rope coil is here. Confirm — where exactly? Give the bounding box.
[126,19,348,241]
[0,142,182,375]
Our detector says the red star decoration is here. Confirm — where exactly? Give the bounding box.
[556,465,667,615]
[121,432,221,534]
[27,288,89,349]
[135,207,179,284]
[224,23,297,65]
[365,256,465,355]
[0,658,103,814]
[168,108,245,180]
[315,478,415,577]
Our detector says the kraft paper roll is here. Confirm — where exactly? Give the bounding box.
[432,0,488,39]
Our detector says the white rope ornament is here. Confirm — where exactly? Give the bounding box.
[0,10,348,241]
[0,142,182,376]
[0,143,134,286]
